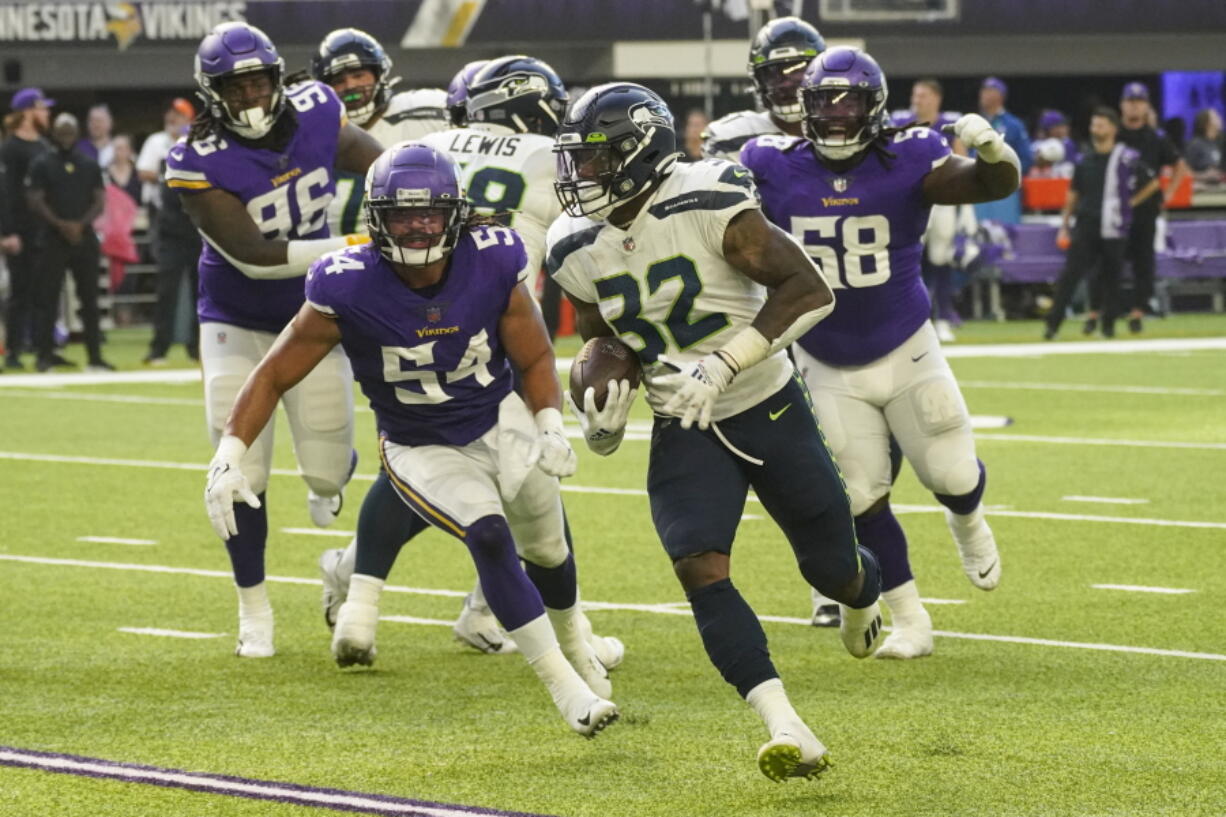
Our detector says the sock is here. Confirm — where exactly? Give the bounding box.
[545,601,590,660]
[745,678,801,736]
[348,573,384,608]
[336,539,357,589]
[354,471,427,579]
[236,582,271,617]
[226,492,267,587]
[935,460,987,516]
[465,515,545,631]
[469,578,489,612]
[523,552,578,610]
[856,505,913,592]
[687,578,778,698]
[881,579,929,629]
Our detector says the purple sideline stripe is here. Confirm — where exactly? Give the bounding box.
[0,746,557,817]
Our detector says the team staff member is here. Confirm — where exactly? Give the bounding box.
[972,77,1031,225]
[1,88,53,370]
[27,113,111,372]
[1117,82,1188,333]
[1045,108,1150,340]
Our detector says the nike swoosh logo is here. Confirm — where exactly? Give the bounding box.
[577,712,592,726]
[733,168,749,177]
[911,352,929,362]
[978,559,998,580]
[769,404,792,421]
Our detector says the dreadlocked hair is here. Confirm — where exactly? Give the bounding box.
[867,121,908,166]
[186,105,219,144]
[465,211,514,230]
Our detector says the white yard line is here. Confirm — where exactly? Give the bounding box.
[959,380,1224,397]
[0,369,202,387]
[116,627,225,639]
[3,449,1223,530]
[77,536,158,546]
[1091,584,1195,595]
[1062,496,1150,505]
[974,434,1226,452]
[1,553,1220,662]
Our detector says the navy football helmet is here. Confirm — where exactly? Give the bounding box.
[800,47,889,160]
[554,83,681,221]
[466,55,569,136]
[195,22,286,140]
[365,142,471,267]
[311,28,395,127]
[748,17,825,124]
[446,60,488,128]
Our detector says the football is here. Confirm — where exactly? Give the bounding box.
[568,336,643,410]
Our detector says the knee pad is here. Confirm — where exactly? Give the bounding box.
[465,515,517,563]
[299,447,357,498]
[293,362,352,434]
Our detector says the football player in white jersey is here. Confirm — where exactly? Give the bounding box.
[311,28,449,236]
[700,17,824,162]
[549,82,883,782]
[314,55,624,670]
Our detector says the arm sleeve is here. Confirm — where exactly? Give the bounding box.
[164,142,214,193]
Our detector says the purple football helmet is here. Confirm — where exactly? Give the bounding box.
[800,46,888,160]
[365,142,471,267]
[446,60,488,128]
[194,22,285,140]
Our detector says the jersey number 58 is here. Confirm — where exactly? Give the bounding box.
[790,215,892,289]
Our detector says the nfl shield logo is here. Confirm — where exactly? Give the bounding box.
[425,306,443,323]
[623,236,636,252]
[833,178,848,192]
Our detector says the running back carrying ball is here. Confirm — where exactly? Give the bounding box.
[569,337,642,410]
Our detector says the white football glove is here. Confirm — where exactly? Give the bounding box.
[535,408,577,478]
[658,353,737,430]
[204,435,261,540]
[564,379,638,456]
[954,113,1008,163]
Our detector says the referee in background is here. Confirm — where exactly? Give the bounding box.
[1117,82,1189,333]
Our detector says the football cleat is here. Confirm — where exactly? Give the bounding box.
[331,600,378,668]
[757,727,831,783]
[839,601,883,658]
[453,593,518,655]
[564,696,619,739]
[318,548,347,631]
[589,634,625,671]
[235,608,274,659]
[569,649,612,700]
[945,508,1001,590]
[810,600,841,628]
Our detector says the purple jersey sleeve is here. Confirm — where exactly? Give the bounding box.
[166,80,346,334]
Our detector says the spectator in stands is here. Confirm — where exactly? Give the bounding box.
[26,112,111,372]
[136,98,194,227]
[973,77,1031,224]
[75,103,114,169]
[1186,108,1222,182]
[683,108,709,161]
[104,135,141,205]
[1045,108,1151,341]
[1117,82,1189,333]
[1,88,53,370]
[143,173,201,366]
[1033,109,1079,169]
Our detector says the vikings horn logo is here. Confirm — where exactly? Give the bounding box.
[106,3,143,51]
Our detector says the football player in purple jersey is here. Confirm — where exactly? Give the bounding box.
[204,142,618,738]
[172,22,383,658]
[741,47,1019,660]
